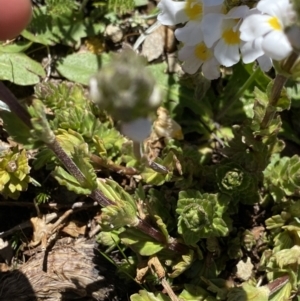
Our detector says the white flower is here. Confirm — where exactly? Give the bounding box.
[178,42,220,79]
[157,0,187,26]
[240,37,273,71]
[239,0,295,61]
[158,0,224,45]
[202,6,250,67]
[121,118,152,142]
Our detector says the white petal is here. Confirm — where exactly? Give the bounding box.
[240,38,264,63]
[240,14,273,41]
[178,44,196,61]
[262,30,292,60]
[202,0,224,6]
[182,56,203,74]
[257,0,290,16]
[202,13,224,47]
[225,5,249,19]
[202,57,220,79]
[121,118,152,142]
[257,55,273,71]
[157,0,187,25]
[178,44,204,74]
[175,21,204,45]
[214,40,240,67]
[203,3,224,14]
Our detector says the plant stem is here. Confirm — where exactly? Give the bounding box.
[260,51,299,129]
[0,81,188,255]
[217,66,260,121]
[0,82,32,128]
[136,219,189,254]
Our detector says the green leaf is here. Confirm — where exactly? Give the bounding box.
[243,63,271,90]
[176,191,231,244]
[0,53,45,85]
[72,143,98,191]
[0,41,32,53]
[168,250,195,278]
[120,228,164,256]
[273,245,300,268]
[98,179,139,229]
[265,215,286,230]
[266,81,291,112]
[55,129,85,155]
[179,284,217,301]
[56,52,110,85]
[24,7,105,47]
[0,149,31,199]
[269,282,292,301]
[52,166,92,195]
[131,290,171,301]
[0,111,38,149]
[227,283,269,301]
[141,151,178,185]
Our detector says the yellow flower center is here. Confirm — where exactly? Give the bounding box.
[268,16,281,30]
[184,0,203,20]
[194,42,212,61]
[222,28,240,45]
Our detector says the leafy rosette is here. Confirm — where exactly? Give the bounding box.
[264,155,300,199]
[216,162,259,205]
[176,190,231,245]
[0,148,31,199]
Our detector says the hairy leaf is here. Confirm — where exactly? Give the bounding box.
[176,191,231,244]
[52,166,92,195]
[120,228,164,256]
[131,290,170,301]
[98,179,138,229]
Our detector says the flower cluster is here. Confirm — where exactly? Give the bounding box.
[157,0,295,79]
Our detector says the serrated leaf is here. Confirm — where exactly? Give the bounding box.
[98,179,138,229]
[24,7,105,47]
[269,282,292,301]
[266,81,291,112]
[131,290,171,301]
[0,149,31,199]
[153,215,169,241]
[55,129,85,155]
[168,249,194,278]
[97,229,124,252]
[179,284,217,301]
[120,228,164,256]
[72,143,97,191]
[227,283,269,301]
[265,215,286,230]
[0,53,45,85]
[177,191,231,244]
[141,151,177,185]
[56,52,111,85]
[273,245,300,268]
[52,166,92,195]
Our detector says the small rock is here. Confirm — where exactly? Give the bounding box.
[105,24,123,43]
[235,257,254,281]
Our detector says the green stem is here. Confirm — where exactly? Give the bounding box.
[0,82,32,128]
[260,51,299,129]
[0,81,188,255]
[217,66,261,121]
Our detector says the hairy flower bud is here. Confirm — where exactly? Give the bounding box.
[89,50,161,122]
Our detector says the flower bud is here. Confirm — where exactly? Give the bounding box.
[89,50,162,122]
